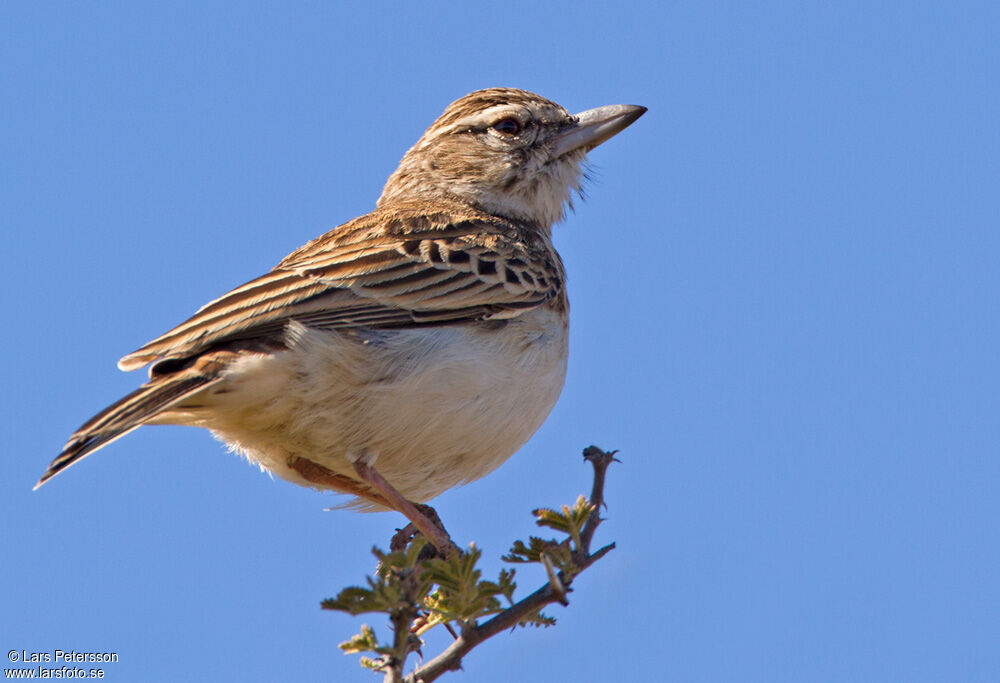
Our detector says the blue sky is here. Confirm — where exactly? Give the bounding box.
[2,2,998,681]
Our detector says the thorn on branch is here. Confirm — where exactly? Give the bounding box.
[540,552,569,606]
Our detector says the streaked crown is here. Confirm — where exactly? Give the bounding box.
[378,88,645,230]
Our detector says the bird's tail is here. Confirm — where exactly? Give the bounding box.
[36,365,222,489]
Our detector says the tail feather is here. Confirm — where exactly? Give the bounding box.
[36,372,220,489]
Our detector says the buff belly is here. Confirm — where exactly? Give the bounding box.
[167,309,568,505]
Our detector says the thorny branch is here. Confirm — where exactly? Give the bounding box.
[323,446,619,683]
[578,445,619,559]
[404,447,616,683]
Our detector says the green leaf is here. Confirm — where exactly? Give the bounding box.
[533,495,594,552]
[323,540,436,619]
[359,656,386,671]
[418,544,518,625]
[339,624,384,655]
[503,536,563,564]
[518,609,557,628]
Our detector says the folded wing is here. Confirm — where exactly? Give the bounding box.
[118,202,563,372]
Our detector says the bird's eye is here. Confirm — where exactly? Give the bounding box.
[490,118,522,136]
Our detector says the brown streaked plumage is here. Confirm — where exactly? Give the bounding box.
[38,88,645,549]
[116,200,565,373]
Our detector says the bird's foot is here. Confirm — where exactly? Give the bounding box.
[390,504,457,559]
[353,461,458,556]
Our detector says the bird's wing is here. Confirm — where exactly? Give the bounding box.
[37,349,240,488]
[118,204,562,371]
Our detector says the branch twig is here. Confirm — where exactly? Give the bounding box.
[578,446,618,558]
[401,446,618,683]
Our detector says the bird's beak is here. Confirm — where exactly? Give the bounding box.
[551,104,647,157]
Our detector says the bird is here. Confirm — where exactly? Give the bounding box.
[37,88,645,551]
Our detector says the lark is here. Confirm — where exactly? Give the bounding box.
[38,88,645,551]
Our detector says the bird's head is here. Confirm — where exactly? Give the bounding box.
[378,88,646,230]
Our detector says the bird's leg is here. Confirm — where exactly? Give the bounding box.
[288,454,456,555]
[287,455,393,508]
[352,461,457,555]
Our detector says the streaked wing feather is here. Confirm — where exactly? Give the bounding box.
[119,203,562,371]
[36,350,241,487]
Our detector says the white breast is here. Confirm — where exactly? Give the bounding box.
[186,309,568,505]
